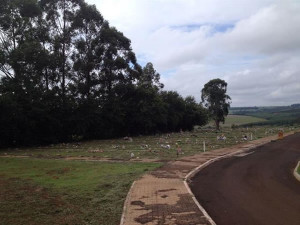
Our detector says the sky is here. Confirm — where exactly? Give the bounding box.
[86,0,300,107]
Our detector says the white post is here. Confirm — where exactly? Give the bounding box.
[250,133,253,141]
[203,141,206,152]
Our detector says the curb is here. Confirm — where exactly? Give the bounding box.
[183,146,259,225]
[120,181,136,225]
[294,161,300,182]
[183,131,297,225]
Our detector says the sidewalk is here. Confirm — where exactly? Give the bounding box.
[121,132,295,225]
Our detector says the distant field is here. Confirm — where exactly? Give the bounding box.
[0,158,161,225]
[224,115,267,126]
[207,115,267,127]
[230,105,300,125]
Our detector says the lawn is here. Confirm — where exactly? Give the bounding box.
[298,162,300,175]
[0,158,162,225]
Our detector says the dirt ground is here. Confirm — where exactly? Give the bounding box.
[190,133,300,225]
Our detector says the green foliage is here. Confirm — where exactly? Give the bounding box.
[0,0,209,148]
[201,79,231,130]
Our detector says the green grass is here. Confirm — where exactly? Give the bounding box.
[0,158,162,225]
[1,126,298,160]
[297,163,300,175]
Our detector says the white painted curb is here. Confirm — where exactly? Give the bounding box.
[294,161,300,182]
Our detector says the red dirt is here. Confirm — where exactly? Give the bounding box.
[190,133,300,225]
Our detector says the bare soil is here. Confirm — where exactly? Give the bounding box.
[190,133,300,225]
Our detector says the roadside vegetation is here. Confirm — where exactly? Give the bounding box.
[0,158,161,225]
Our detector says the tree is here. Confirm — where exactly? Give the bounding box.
[201,79,231,130]
[138,62,164,90]
[0,0,209,148]
[40,0,82,104]
[183,96,208,130]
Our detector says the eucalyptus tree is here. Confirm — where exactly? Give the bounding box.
[0,0,210,147]
[0,0,42,80]
[139,62,164,90]
[40,0,82,103]
[201,79,231,130]
[71,2,104,101]
[98,23,142,101]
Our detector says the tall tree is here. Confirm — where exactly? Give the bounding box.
[201,79,231,130]
[138,62,164,90]
[71,2,104,100]
[40,0,82,104]
[0,0,41,79]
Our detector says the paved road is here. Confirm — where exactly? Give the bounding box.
[190,133,300,225]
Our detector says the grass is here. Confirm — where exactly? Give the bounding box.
[0,158,162,225]
[297,162,300,175]
[1,126,298,161]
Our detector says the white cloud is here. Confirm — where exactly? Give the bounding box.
[87,0,300,106]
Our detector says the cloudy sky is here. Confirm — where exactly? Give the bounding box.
[86,0,300,106]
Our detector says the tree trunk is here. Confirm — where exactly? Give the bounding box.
[61,0,66,105]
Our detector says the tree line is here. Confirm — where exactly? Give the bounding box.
[0,0,209,148]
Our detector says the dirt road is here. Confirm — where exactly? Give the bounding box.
[190,133,300,225]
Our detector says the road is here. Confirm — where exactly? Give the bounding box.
[190,133,300,225]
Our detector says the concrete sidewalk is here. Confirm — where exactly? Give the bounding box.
[121,133,295,225]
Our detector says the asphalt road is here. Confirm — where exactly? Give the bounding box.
[190,133,300,225]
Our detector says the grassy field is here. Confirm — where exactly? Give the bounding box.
[0,126,297,161]
[298,163,300,175]
[0,158,162,225]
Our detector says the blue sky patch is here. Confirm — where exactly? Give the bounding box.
[171,23,235,34]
